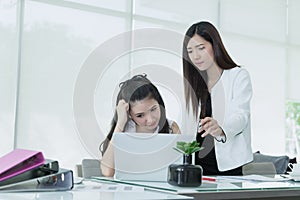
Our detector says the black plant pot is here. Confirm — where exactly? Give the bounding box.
[167,154,202,187]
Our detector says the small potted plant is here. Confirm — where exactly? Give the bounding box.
[167,141,204,187]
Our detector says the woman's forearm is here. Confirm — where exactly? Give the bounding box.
[100,140,115,177]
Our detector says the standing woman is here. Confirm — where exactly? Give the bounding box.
[182,21,253,175]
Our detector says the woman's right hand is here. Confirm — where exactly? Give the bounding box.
[115,99,129,131]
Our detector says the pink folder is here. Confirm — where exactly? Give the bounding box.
[0,149,45,182]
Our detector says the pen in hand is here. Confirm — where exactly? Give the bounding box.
[197,120,202,133]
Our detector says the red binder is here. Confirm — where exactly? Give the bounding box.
[0,149,45,182]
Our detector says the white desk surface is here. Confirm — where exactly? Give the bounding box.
[3,175,300,200]
[0,180,192,200]
[91,175,300,200]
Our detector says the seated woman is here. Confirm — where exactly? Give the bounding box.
[99,74,180,177]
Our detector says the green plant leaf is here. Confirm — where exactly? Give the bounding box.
[190,147,204,154]
[173,140,203,155]
[172,147,185,154]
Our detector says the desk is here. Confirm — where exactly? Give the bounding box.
[2,177,300,200]
[93,176,300,200]
[0,180,192,200]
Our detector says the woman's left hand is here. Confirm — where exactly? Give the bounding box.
[199,117,224,138]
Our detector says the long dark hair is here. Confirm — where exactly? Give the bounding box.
[99,74,170,155]
[182,21,238,118]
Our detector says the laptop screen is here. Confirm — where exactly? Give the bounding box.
[113,133,195,182]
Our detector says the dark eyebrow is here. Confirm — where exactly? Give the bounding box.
[187,44,204,49]
[134,112,144,116]
[150,105,158,109]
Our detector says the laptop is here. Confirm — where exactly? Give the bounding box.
[113,132,195,182]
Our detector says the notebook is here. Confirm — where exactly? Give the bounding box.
[113,133,195,182]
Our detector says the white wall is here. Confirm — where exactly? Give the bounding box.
[287,0,300,100]
[14,0,130,170]
[0,1,19,154]
[220,0,287,155]
[0,0,298,172]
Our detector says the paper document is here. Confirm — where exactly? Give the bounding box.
[217,175,287,182]
[280,174,300,182]
[74,182,144,192]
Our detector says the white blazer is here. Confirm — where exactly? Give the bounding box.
[183,67,253,171]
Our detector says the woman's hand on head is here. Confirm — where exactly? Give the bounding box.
[115,99,129,131]
[199,117,224,138]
